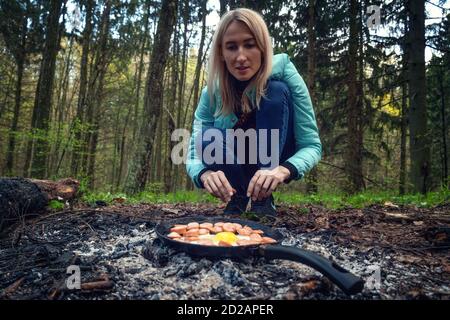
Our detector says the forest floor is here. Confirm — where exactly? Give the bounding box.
[0,201,449,300]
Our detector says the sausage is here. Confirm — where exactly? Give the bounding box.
[187,222,200,230]
[236,228,252,236]
[222,223,235,233]
[185,229,200,237]
[250,233,263,242]
[167,232,181,239]
[261,237,277,244]
[232,223,243,230]
[203,226,216,233]
[170,226,187,234]
[236,239,260,246]
[168,221,274,246]
[243,225,254,232]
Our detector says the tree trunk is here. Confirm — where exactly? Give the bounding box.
[399,18,409,195]
[125,0,178,194]
[51,34,74,175]
[399,76,408,194]
[219,0,227,16]
[5,5,28,176]
[345,0,364,193]
[407,0,430,194]
[85,0,111,189]
[0,1,28,175]
[183,33,210,131]
[185,51,208,190]
[132,1,151,144]
[191,0,207,123]
[28,0,63,178]
[357,0,366,187]
[6,56,25,176]
[153,118,164,183]
[438,66,448,188]
[171,13,181,192]
[71,0,94,177]
[171,0,191,192]
[177,0,207,191]
[305,0,318,194]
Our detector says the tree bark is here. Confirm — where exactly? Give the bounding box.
[0,0,30,175]
[219,0,227,16]
[191,0,207,124]
[50,34,75,175]
[127,1,152,184]
[6,56,25,176]
[125,0,178,194]
[71,0,94,177]
[85,0,111,189]
[345,0,364,193]
[400,74,408,194]
[438,66,448,188]
[407,0,430,194]
[399,15,409,195]
[28,0,63,178]
[305,0,318,194]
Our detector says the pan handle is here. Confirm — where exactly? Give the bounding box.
[259,245,364,295]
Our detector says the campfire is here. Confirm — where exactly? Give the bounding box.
[1,201,448,300]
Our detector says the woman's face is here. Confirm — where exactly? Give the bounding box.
[221,21,262,81]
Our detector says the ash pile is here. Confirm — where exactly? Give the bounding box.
[0,203,448,300]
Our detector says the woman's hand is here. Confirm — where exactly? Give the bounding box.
[247,166,290,201]
[200,170,236,202]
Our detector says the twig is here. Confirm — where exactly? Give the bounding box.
[0,277,25,298]
[77,217,106,247]
[81,279,114,291]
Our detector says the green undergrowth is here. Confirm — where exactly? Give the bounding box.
[81,187,449,210]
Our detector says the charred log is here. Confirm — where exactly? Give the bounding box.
[0,177,79,232]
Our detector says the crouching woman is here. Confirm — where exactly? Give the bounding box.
[186,8,321,216]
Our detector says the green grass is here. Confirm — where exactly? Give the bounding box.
[82,190,219,206]
[48,199,65,211]
[81,188,449,210]
[274,188,449,209]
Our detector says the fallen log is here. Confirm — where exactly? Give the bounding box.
[0,177,79,233]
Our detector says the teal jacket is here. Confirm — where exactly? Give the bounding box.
[186,53,322,188]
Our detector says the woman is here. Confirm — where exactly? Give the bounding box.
[186,8,321,216]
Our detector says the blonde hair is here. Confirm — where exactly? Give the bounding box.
[207,8,273,115]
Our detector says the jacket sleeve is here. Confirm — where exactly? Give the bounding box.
[186,87,214,188]
[280,54,322,179]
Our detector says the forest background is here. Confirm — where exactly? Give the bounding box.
[0,0,448,207]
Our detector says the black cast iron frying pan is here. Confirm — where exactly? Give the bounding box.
[155,216,365,295]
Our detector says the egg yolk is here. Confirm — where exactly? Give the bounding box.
[214,232,237,245]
